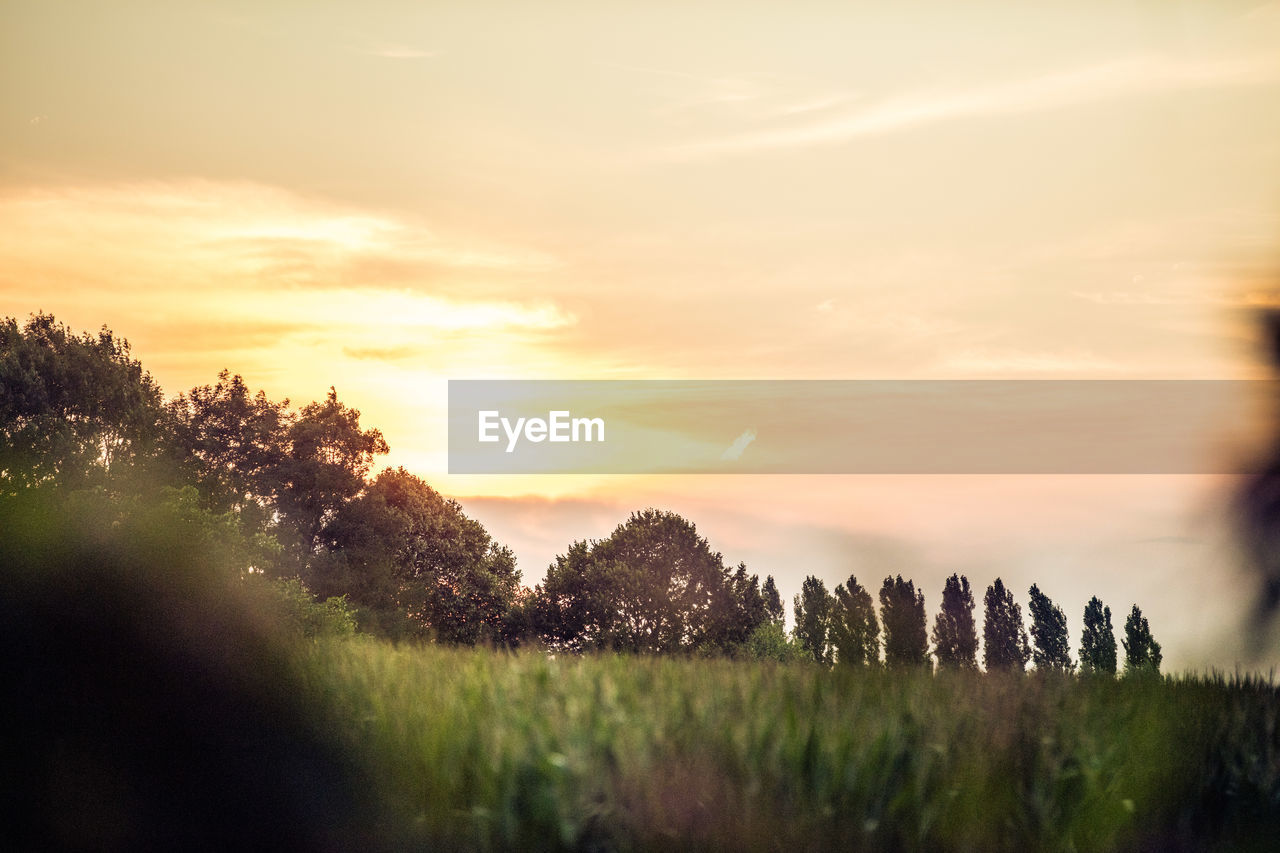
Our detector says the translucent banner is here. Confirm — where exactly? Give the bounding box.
[447,380,1274,474]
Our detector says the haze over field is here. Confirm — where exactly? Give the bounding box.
[4,1,1280,668]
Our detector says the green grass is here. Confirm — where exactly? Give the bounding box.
[298,639,1280,851]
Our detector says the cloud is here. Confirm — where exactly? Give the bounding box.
[720,428,758,461]
[665,53,1280,159]
[1072,291,1280,307]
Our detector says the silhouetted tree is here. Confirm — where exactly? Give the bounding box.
[983,578,1029,672]
[880,575,928,667]
[932,574,978,670]
[1028,584,1074,673]
[165,370,291,520]
[762,575,785,625]
[534,509,734,653]
[1079,596,1118,675]
[713,562,769,652]
[830,575,880,666]
[319,468,519,643]
[1,313,164,492]
[793,575,833,663]
[1122,604,1163,676]
[277,388,388,557]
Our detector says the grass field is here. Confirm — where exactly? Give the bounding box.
[300,640,1280,851]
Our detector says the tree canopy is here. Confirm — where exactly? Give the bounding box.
[983,579,1030,672]
[880,575,929,668]
[1028,584,1074,673]
[1079,596,1118,675]
[533,509,750,654]
[830,574,879,666]
[932,574,978,670]
[1122,604,1163,676]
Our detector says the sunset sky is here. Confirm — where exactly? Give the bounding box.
[4,1,1280,668]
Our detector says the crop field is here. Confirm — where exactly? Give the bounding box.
[301,640,1280,851]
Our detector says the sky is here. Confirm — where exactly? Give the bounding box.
[3,1,1280,669]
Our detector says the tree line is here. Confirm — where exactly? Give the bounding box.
[792,572,1162,675]
[1,314,1162,671]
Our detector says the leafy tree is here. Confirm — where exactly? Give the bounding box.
[1,313,164,492]
[714,562,769,651]
[1028,584,1074,673]
[165,370,291,520]
[880,575,928,667]
[830,575,879,666]
[1122,604,1163,676]
[792,576,833,663]
[744,620,805,663]
[261,577,358,638]
[318,467,519,643]
[1079,596,1118,675]
[983,578,1030,672]
[932,574,978,670]
[762,575,785,625]
[534,509,733,653]
[277,388,388,556]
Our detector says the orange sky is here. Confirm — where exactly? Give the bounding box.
[3,1,1280,668]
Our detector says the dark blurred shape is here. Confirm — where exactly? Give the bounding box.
[1235,310,1280,652]
[0,489,402,852]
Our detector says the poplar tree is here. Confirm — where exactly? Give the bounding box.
[1079,596,1118,675]
[792,576,833,664]
[983,578,1030,672]
[1028,584,1074,673]
[932,574,978,670]
[880,575,929,667]
[1122,604,1163,675]
[831,575,880,666]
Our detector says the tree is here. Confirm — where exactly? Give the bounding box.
[762,575,785,625]
[830,575,879,666]
[165,370,291,521]
[1,313,164,492]
[792,575,833,663]
[744,620,805,663]
[533,509,734,653]
[880,575,928,667]
[983,578,1030,672]
[277,388,388,556]
[1122,604,1163,675]
[1079,596,1118,675]
[714,562,769,652]
[932,574,978,670]
[1028,584,1074,673]
[319,468,520,643]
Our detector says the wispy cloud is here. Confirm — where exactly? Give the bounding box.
[720,428,758,462]
[665,53,1280,159]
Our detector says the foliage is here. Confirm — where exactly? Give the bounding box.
[880,575,929,667]
[1,313,164,492]
[761,575,785,624]
[743,620,806,663]
[932,573,978,670]
[830,574,879,666]
[983,578,1030,672]
[533,509,736,654]
[165,369,291,524]
[1122,605,1163,676]
[319,467,520,643]
[1028,584,1074,673]
[277,387,389,555]
[792,575,833,663]
[262,577,359,639]
[1080,596,1119,676]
